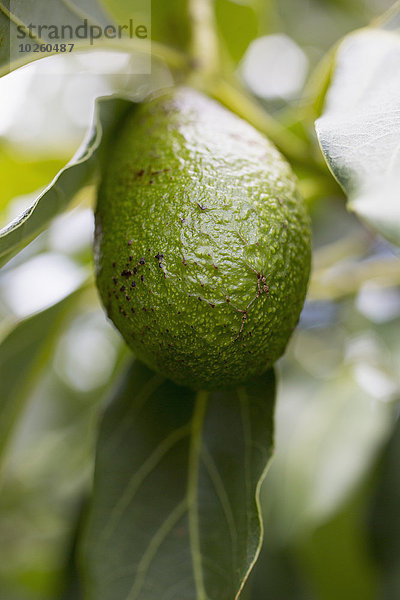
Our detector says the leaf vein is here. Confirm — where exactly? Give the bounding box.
[187,390,209,600]
[201,446,238,561]
[126,499,188,600]
[100,423,191,543]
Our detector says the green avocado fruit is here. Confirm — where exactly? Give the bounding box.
[94,87,311,390]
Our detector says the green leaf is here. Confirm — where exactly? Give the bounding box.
[215,0,258,64]
[0,286,84,472]
[82,361,275,600]
[315,29,400,246]
[369,417,400,598]
[0,95,134,267]
[148,0,190,52]
[0,0,111,77]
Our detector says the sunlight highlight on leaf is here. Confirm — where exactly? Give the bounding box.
[316,28,400,246]
[0,95,133,267]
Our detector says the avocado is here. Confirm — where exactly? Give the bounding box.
[94,87,311,389]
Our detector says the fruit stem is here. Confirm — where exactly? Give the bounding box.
[188,0,220,85]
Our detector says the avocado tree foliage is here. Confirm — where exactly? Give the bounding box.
[0,1,399,599]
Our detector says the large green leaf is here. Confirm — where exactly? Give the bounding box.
[0,0,112,76]
[82,361,275,600]
[0,95,133,267]
[315,29,400,246]
[0,0,186,79]
[0,286,84,471]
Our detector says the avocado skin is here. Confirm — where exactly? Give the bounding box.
[94,87,311,390]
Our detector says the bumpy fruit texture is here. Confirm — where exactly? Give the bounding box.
[94,87,311,389]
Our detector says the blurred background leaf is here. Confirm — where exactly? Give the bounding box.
[215,0,258,64]
[369,416,400,599]
[0,286,85,472]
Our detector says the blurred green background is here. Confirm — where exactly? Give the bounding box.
[0,0,399,598]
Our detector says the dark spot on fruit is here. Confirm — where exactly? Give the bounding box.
[137,169,145,177]
[128,240,133,246]
[121,269,132,277]
[213,264,218,269]
[120,285,126,292]
[139,258,145,265]
[209,303,215,308]
[113,277,118,285]
[112,262,116,268]
[198,297,202,301]
[131,308,135,314]
[226,296,230,303]
[133,267,138,275]
[142,307,147,312]
[126,296,131,301]
[129,255,133,262]
[141,275,144,282]
[155,253,164,268]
